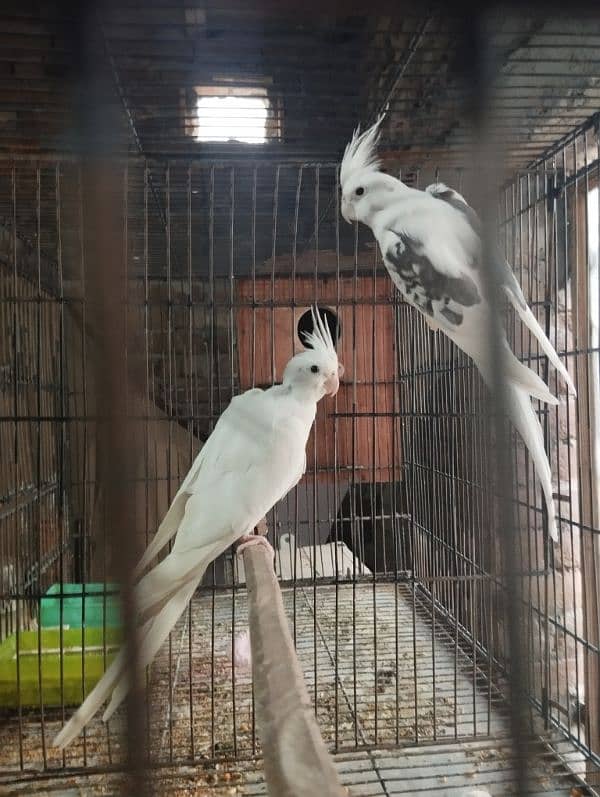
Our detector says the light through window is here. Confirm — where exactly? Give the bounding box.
[195,95,268,143]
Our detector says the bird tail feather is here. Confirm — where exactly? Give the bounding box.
[505,383,558,542]
[134,549,208,624]
[504,284,576,396]
[52,650,127,749]
[502,349,559,406]
[474,348,559,543]
[458,336,559,406]
[133,445,208,580]
[53,547,215,750]
[133,491,189,580]
[102,580,197,722]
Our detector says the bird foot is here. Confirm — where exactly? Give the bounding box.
[236,534,274,557]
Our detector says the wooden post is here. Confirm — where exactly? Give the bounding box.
[242,531,347,797]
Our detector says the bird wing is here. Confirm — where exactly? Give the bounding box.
[377,215,484,334]
[133,386,309,620]
[173,387,308,545]
[425,182,575,394]
[134,388,267,576]
[138,383,306,578]
[378,205,560,408]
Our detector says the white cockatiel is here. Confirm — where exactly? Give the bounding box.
[53,307,343,749]
[340,117,576,542]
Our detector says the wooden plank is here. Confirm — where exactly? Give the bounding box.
[236,275,401,483]
[241,531,348,797]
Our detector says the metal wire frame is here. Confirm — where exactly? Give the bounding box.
[503,116,600,786]
[5,5,600,174]
[0,145,597,796]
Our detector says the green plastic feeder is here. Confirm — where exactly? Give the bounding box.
[0,627,122,708]
[41,583,121,628]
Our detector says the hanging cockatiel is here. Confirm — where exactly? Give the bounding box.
[53,307,343,749]
[340,117,576,542]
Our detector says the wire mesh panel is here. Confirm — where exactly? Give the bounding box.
[0,148,597,795]
[500,118,600,784]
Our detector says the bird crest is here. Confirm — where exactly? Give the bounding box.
[301,305,337,358]
[340,114,385,187]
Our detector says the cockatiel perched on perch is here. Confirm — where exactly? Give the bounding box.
[53,307,343,749]
[340,117,576,542]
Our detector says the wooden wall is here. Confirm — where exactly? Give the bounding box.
[236,274,402,483]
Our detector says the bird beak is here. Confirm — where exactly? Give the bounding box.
[325,363,344,397]
[341,199,352,224]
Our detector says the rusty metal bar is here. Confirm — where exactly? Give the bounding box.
[463,10,531,794]
[83,160,148,795]
[75,4,148,791]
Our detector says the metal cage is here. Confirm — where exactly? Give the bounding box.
[0,116,599,794]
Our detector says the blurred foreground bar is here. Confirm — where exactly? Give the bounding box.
[242,531,347,797]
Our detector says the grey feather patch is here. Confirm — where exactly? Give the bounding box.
[426,184,482,238]
[385,234,481,326]
[440,306,463,325]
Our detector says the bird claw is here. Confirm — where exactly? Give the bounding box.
[236,534,274,558]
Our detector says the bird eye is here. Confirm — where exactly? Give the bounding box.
[311,365,319,373]
[356,187,365,196]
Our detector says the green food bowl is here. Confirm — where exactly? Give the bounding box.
[41,583,121,628]
[0,627,122,708]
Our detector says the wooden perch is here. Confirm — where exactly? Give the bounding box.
[241,526,347,797]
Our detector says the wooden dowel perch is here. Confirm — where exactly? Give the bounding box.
[241,522,347,797]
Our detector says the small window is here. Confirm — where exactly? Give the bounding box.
[196,95,268,143]
[189,85,279,144]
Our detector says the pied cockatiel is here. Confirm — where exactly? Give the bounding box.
[340,117,576,542]
[53,307,343,749]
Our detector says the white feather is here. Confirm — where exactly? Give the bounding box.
[233,629,252,669]
[503,282,577,396]
[53,339,340,748]
[474,353,558,541]
[301,304,337,355]
[426,182,576,396]
[102,580,198,722]
[506,384,559,542]
[459,791,492,797]
[342,126,574,543]
[132,491,189,578]
[340,115,385,187]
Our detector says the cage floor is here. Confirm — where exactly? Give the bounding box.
[1,738,591,796]
[0,584,590,795]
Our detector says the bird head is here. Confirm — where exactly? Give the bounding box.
[339,114,400,225]
[283,306,343,400]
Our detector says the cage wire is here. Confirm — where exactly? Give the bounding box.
[0,142,598,793]
[0,9,599,797]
